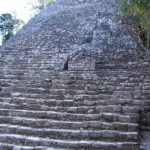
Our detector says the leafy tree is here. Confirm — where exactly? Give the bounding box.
[0,14,14,42]
[119,0,150,49]
[0,13,24,43]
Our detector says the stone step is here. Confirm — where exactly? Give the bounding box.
[22,80,136,89]
[12,81,136,89]
[0,142,66,150]
[0,78,136,87]
[0,74,136,84]
[0,83,139,94]
[0,134,138,150]
[11,87,111,95]
[0,86,140,96]
[12,88,52,95]
[0,82,136,94]
[0,98,74,107]
[0,70,138,78]
[83,99,143,107]
[7,91,136,102]
[0,82,136,89]
[7,90,138,102]
[0,97,143,108]
[0,116,138,132]
[11,93,67,100]
[0,102,140,115]
[0,124,138,142]
[0,109,139,123]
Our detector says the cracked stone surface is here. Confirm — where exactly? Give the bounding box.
[0,0,150,149]
[1,0,145,71]
[140,132,150,150]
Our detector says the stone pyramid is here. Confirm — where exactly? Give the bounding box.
[0,0,150,149]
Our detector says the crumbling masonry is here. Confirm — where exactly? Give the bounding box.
[0,0,150,149]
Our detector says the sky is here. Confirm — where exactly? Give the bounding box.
[0,0,38,22]
[0,0,39,45]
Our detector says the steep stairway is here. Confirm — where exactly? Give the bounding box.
[0,69,144,150]
[0,0,149,149]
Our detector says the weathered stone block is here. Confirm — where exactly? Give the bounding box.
[68,55,96,71]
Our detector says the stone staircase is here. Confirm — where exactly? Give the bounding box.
[0,69,145,150]
[0,0,149,149]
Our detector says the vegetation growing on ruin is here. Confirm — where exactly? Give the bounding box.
[119,0,150,50]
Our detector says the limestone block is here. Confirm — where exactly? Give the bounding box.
[68,55,96,71]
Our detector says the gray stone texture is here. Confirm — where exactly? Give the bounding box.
[0,0,149,149]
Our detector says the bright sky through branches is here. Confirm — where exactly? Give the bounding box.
[0,0,37,22]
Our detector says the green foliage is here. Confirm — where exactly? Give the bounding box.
[0,13,24,43]
[119,0,150,49]
[0,14,14,42]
